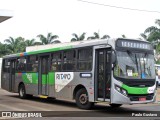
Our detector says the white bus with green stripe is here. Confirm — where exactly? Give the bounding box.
[1,38,156,109]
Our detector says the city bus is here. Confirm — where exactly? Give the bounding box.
[1,38,156,109]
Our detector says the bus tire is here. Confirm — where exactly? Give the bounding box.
[109,104,122,108]
[18,84,27,99]
[75,88,93,109]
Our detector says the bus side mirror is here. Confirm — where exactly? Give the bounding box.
[112,50,116,64]
[112,50,117,69]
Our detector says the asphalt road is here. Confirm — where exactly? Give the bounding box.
[0,88,160,120]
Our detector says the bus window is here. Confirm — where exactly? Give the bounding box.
[2,59,10,73]
[63,50,76,71]
[77,48,92,71]
[51,52,62,71]
[27,55,38,72]
[16,57,26,72]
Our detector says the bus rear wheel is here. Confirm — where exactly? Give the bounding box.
[18,84,27,99]
[75,88,93,109]
[109,104,122,108]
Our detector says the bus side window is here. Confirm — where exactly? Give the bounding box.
[63,50,76,71]
[2,59,5,72]
[51,52,62,71]
[27,55,38,72]
[77,48,92,71]
[16,57,26,72]
[2,59,10,73]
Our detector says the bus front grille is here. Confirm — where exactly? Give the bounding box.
[128,93,154,101]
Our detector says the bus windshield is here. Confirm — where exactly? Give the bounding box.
[114,51,155,79]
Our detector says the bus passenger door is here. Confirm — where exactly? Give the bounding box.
[9,59,16,92]
[2,59,16,92]
[39,55,49,95]
[95,48,112,101]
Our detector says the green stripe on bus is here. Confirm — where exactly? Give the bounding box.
[16,46,72,56]
[20,73,38,84]
[16,72,55,85]
[122,84,148,94]
[41,73,55,85]
[48,72,55,85]
[42,74,47,85]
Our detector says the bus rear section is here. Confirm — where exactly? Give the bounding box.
[1,59,16,92]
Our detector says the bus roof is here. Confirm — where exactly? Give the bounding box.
[2,38,149,59]
[26,38,117,52]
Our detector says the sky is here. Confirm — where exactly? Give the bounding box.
[0,0,160,43]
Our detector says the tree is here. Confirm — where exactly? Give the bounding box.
[122,34,126,38]
[87,32,110,40]
[140,19,160,63]
[155,42,160,64]
[0,42,9,57]
[25,39,36,46]
[101,35,110,39]
[71,33,86,42]
[141,19,160,43]
[4,37,25,53]
[24,39,41,46]
[156,42,160,55]
[140,33,147,40]
[37,33,60,45]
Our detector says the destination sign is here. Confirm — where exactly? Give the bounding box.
[116,39,153,50]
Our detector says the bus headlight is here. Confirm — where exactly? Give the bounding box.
[115,85,128,97]
[121,89,127,96]
[115,85,121,92]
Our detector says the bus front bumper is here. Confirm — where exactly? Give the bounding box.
[111,89,156,104]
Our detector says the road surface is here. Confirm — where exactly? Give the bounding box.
[0,88,160,119]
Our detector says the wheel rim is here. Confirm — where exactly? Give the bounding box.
[20,87,24,97]
[79,93,88,104]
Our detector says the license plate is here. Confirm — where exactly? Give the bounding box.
[139,97,146,101]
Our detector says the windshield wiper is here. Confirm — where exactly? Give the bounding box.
[144,52,148,57]
[135,54,139,73]
[144,52,152,76]
[126,50,139,74]
[127,50,135,64]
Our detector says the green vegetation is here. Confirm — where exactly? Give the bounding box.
[4,37,26,54]
[87,32,110,40]
[37,33,60,45]
[140,19,160,63]
[71,33,86,42]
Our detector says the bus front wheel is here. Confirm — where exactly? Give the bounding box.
[75,88,93,109]
[109,104,122,108]
[18,84,27,99]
